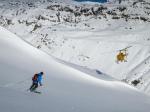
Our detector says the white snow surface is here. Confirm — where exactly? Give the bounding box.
[2,17,150,110]
[0,26,150,112]
[0,0,150,94]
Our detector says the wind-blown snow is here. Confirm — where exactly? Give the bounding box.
[0,26,150,112]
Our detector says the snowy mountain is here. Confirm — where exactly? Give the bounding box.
[0,25,150,112]
[0,0,150,95]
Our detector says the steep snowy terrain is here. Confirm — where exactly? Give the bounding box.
[0,25,150,112]
[0,0,150,94]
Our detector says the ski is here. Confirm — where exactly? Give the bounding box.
[27,89,41,94]
[33,90,41,94]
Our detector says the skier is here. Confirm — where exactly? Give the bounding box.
[30,72,44,92]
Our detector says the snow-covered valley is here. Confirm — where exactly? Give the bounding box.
[1,22,150,112]
[1,0,149,94]
[1,0,150,111]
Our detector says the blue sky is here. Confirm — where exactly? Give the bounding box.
[75,0,107,3]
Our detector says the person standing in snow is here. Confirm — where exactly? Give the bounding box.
[30,72,44,91]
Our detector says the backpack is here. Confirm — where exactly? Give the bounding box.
[32,74,38,81]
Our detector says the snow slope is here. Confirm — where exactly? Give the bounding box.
[0,26,150,111]
[0,0,150,95]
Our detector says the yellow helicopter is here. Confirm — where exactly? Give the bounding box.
[116,46,131,63]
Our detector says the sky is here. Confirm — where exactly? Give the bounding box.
[75,0,108,3]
